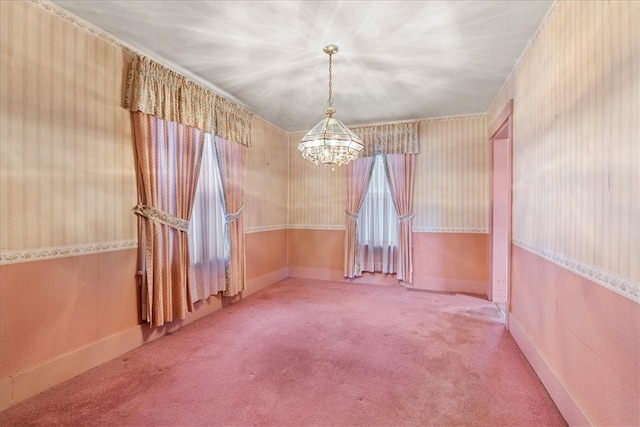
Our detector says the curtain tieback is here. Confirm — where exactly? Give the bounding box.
[398,212,414,222]
[132,204,189,232]
[226,204,244,222]
[345,210,359,220]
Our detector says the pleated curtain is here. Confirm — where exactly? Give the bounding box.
[345,121,419,284]
[215,136,248,297]
[125,55,252,326]
[131,112,204,326]
[384,153,416,284]
[344,156,376,278]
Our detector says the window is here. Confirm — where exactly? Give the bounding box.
[188,133,226,301]
[357,155,399,274]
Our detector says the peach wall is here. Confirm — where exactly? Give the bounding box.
[287,229,489,293]
[0,1,292,411]
[0,0,136,252]
[287,229,344,281]
[487,1,640,424]
[0,250,138,379]
[488,0,638,297]
[410,232,489,295]
[245,117,289,232]
[288,115,490,234]
[510,246,639,426]
[245,229,288,290]
[246,230,288,280]
[288,132,347,229]
[414,115,489,233]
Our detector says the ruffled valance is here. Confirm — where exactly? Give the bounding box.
[124,56,216,133]
[351,121,420,157]
[124,56,252,146]
[215,96,252,147]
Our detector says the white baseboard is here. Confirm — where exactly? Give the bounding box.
[0,270,287,412]
[509,315,592,426]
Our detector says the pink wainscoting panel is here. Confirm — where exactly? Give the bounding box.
[0,249,139,379]
[245,229,289,295]
[287,229,490,293]
[287,229,345,273]
[411,232,490,295]
[245,229,288,281]
[510,244,639,426]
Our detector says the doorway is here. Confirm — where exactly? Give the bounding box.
[489,100,513,325]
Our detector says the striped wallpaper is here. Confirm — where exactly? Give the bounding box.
[414,115,489,233]
[488,0,639,296]
[2,1,502,268]
[288,131,347,229]
[0,1,136,257]
[244,116,289,232]
[0,1,294,263]
[288,115,490,233]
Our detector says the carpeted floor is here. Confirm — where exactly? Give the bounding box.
[0,278,566,426]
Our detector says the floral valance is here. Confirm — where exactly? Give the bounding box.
[124,56,252,146]
[124,56,216,133]
[351,121,420,157]
[215,95,252,147]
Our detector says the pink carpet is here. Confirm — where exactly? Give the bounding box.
[1,278,566,426]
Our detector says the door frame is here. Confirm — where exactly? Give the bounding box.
[488,99,513,328]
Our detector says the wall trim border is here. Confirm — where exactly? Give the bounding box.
[514,240,639,303]
[30,0,134,52]
[413,227,489,234]
[0,240,138,265]
[287,224,345,231]
[245,225,288,233]
[508,314,593,426]
[285,226,489,233]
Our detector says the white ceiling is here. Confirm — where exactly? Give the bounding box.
[51,0,554,132]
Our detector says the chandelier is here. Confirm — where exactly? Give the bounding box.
[298,45,363,166]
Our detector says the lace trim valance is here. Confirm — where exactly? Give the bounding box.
[124,56,217,133]
[351,121,420,157]
[215,96,252,147]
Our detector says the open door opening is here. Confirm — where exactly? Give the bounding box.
[489,100,513,327]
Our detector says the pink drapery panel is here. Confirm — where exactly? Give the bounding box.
[384,153,416,283]
[132,112,204,327]
[215,136,247,297]
[344,156,375,278]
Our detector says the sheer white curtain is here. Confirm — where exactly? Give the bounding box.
[188,133,226,301]
[357,154,399,274]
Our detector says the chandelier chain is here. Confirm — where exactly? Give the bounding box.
[327,52,333,108]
